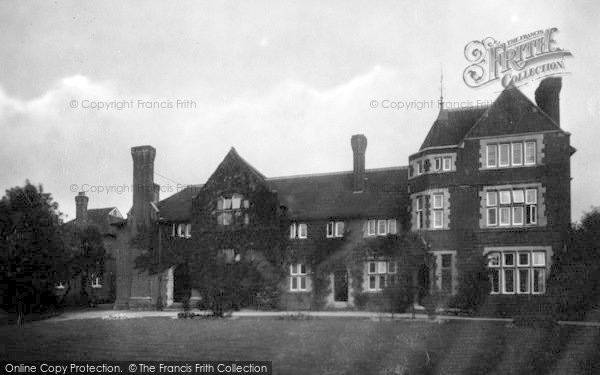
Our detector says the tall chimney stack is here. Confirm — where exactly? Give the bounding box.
[351,134,367,192]
[131,145,156,228]
[75,191,88,223]
[535,77,562,126]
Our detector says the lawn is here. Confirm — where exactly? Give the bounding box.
[1,316,599,374]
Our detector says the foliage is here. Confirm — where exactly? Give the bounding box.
[304,231,432,311]
[62,225,107,305]
[0,181,69,313]
[448,254,490,313]
[132,161,289,314]
[548,207,600,320]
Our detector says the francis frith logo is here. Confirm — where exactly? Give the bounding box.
[463,27,572,89]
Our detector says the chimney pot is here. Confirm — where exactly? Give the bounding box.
[131,145,157,227]
[535,77,562,126]
[75,191,89,223]
[351,134,367,192]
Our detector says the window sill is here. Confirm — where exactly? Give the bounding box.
[482,164,538,170]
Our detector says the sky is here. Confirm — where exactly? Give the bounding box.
[0,0,599,222]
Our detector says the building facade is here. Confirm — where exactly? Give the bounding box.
[61,192,125,304]
[114,77,574,312]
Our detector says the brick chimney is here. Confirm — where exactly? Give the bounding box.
[131,145,157,227]
[75,191,88,223]
[535,77,562,126]
[351,134,367,192]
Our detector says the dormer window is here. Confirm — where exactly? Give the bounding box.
[290,222,308,239]
[217,194,249,226]
[326,221,344,238]
[367,219,397,236]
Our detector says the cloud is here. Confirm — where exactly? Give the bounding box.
[0,66,441,219]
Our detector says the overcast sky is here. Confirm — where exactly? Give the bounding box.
[1,0,599,222]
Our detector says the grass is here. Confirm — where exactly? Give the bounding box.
[1,317,599,374]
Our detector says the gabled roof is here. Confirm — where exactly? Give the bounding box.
[464,84,562,139]
[157,161,409,222]
[419,106,489,150]
[64,207,124,234]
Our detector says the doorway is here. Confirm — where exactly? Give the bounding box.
[333,269,349,302]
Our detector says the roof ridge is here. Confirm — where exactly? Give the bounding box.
[266,166,407,181]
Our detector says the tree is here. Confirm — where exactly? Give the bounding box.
[548,208,600,320]
[63,225,107,306]
[0,181,70,320]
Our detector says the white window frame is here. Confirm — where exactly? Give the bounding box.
[499,190,512,205]
[434,157,442,171]
[499,143,510,167]
[525,141,537,165]
[327,221,344,238]
[512,189,525,204]
[439,253,454,294]
[487,191,498,227]
[526,189,537,205]
[367,219,376,236]
[442,157,452,171]
[487,253,501,294]
[366,260,397,292]
[387,219,397,234]
[511,142,523,166]
[487,144,497,168]
[433,210,443,228]
[487,207,498,226]
[290,264,307,292]
[217,194,245,226]
[298,223,307,239]
[499,207,511,226]
[416,196,424,229]
[289,223,297,239]
[377,220,387,235]
[512,206,524,225]
[532,268,546,294]
[432,194,444,209]
[91,275,102,288]
[326,221,335,237]
[517,268,530,294]
[487,250,547,295]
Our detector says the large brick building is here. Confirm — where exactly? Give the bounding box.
[114,77,574,311]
